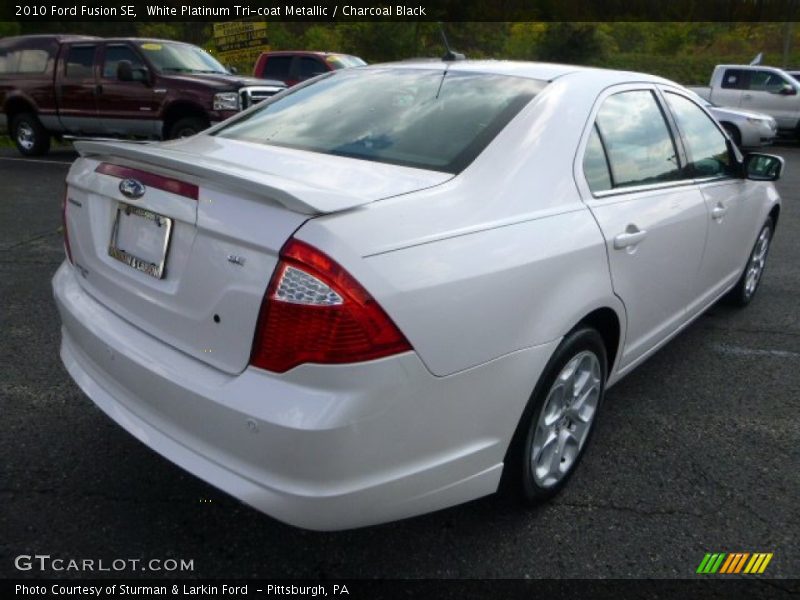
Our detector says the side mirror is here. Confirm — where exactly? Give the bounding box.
[744,153,784,181]
[779,84,797,96]
[117,60,134,82]
[117,60,149,83]
[227,65,239,75]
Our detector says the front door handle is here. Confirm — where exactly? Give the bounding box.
[613,227,648,250]
[94,84,103,95]
[711,204,728,220]
[742,93,752,100]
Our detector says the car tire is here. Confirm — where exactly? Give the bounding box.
[722,123,742,148]
[167,117,210,139]
[725,218,774,307]
[502,326,608,503]
[11,113,51,156]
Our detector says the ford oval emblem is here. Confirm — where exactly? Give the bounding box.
[119,178,146,199]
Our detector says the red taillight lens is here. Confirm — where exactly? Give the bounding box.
[250,239,412,373]
[62,187,73,264]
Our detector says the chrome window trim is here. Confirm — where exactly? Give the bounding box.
[591,178,696,199]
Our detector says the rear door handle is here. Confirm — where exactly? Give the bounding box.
[94,84,103,95]
[613,227,648,250]
[711,204,728,220]
[742,93,752,100]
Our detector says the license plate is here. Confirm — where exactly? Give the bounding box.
[108,203,173,279]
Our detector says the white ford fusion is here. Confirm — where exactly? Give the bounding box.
[53,60,783,530]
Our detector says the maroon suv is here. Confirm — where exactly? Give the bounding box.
[0,35,285,155]
[253,51,366,87]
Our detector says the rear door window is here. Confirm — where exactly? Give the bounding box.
[65,45,96,78]
[263,56,292,80]
[721,69,746,89]
[593,90,681,189]
[583,124,613,193]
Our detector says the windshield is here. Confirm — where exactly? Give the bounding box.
[138,41,228,74]
[214,68,545,173]
[325,55,367,69]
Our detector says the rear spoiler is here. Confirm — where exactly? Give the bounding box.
[74,140,368,215]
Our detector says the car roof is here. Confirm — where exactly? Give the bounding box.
[0,34,99,45]
[100,38,195,45]
[366,59,675,86]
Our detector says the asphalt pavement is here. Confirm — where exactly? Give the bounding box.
[1,144,798,580]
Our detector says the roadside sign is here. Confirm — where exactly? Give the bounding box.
[213,21,269,69]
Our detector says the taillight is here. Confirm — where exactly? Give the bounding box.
[250,239,412,373]
[62,187,73,264]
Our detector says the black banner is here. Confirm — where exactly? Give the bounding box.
[5,579,800,600]
[3,0,800,22]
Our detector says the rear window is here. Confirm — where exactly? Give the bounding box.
[215,68,545,173]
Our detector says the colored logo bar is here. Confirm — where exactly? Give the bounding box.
[697,552,773,574]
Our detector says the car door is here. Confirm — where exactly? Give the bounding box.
[740,69,800,129]
[96,43,158,137]
[713,67,746,108]
[661,89,759,314]
[578,87,709,370]
[56,43,100,133]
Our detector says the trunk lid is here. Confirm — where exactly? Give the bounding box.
[65,138,450,374]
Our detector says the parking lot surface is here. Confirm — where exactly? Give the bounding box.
[1,145,798,579]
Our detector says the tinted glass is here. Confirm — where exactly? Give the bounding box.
[325,55,367,69]
[215,69,545,173]
[263,56,292,79]
[665,93,734,178]
[747,70,789,92]
[595,90,680,188]
[103,46,145,79]
[65,46,96,78]
[0,49,50,74]
[138,42,227,74]
[297,57,325,80]
[721,69,745,89]
[583,125,612,192]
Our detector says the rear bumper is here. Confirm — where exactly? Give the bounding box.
[53,262,556,530]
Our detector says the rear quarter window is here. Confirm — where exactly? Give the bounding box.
[0,48,51,75]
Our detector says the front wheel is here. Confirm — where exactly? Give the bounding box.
[504,327,608,503]
[726,218,774,307]
[11,113,51,156]
[167,116,210,140]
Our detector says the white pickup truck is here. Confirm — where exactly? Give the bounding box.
[689,64,800,137]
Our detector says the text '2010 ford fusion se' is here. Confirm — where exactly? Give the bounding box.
[53,60,783,530]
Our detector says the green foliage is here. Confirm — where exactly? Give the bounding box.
[4,21,800,86]
[0,21,22,37]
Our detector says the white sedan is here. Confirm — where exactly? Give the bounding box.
[53,60,783,530]
[699,97,778,148]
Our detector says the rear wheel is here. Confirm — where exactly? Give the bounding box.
[726,218,774,307]
[11,112,51,156]
[167,116,210,139]
[504,327,607,502]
